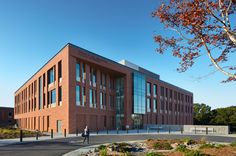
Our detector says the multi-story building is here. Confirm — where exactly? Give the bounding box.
[0,107,14,127]
[14,43,193,134]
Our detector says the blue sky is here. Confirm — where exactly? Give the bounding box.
[0,0,235,109]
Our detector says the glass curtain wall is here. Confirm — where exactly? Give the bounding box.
[115,77,124,129]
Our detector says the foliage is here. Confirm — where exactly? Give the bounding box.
[0,128,44,139]
[193,103,236,130]
[199,144,215,149]
[153,142,173,150]
[99,149,107,156]
[98,145,106,150]
[230,141,236,147]
[146,152,164,156]
[182,137,196,145]
[193,103,212,125]
[153,0,236,82]
[176,144,191,153]
[185,150,210,156]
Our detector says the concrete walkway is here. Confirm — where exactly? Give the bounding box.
[0,130,235,147]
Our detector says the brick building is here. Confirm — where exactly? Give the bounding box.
[14,43,193,134]
[0,107,14,127]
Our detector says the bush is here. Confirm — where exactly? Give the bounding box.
[176,144,190,153]
[146,152,164,156]
[230,142,236,147]
[199,144,215,149]
[98,145,106,150]
[182,137,196,145]
[153,142,172,150]
[99,149,107,156]
[185,150,210,156]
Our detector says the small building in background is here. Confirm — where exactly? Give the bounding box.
[0,107,14,127]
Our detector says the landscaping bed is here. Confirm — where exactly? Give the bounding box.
[0,127,46,139]
[86,138,236,156]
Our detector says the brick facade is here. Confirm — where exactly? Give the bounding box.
[14,43,193,134]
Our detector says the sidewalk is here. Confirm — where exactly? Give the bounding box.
[0,130,235,147]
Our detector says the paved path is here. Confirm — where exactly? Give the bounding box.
[0,134,235,156]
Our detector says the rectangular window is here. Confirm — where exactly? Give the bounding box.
[82,63,86,82]
[93,90,97,108]
[89,89,93,107]
[100,92,103,108]
[48,67,55,84]
[59,86,62,103]
[161,86,164,96]
[147,82,151,96]
[153,84,157,97]
[165,88,168,98]
[58,61,62,79]
[76,63,81,82]
[153,99,157,112]
[76,86,81,106]
[93,69,96,85]
[48,89,56,106]
[147,98,151,112]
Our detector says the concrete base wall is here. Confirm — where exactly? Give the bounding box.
[183,125,229,135]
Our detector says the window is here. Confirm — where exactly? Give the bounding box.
[58,61,62,79]
[76,86,81,106]
[100,92,103,108]
[153,84,157,97]
[89,89,93,107]
[59,86,62,103]
[161,86,164,96]
[93,90,97,108]
[82,63,86,82]
[76,63,81,82]
[48,89,56,106]
[153,99,157,112]
[38,76,43,110]
[147,98,151,112]
[48,67,55,84]
[170,90,173,99]
[147,82,151,96]
[165,88,168,98]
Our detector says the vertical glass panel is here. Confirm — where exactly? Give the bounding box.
[48,67,55,84]
[51,89,56,104]
[89,89,93,107]
[76,63,80,82]
[115,77,124,129]
[76,86,80,106]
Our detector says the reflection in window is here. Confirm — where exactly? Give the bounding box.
[147,82,151,96]
[153,99,157,112]
[48,67,55,84]
[147,98,151,112]
[76,63,81,82]
[76,86,80,106]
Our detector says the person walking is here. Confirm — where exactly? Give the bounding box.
[83,126,90,144]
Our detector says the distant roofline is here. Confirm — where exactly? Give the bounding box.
[159,80,193,94]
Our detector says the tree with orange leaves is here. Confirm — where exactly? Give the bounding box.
[153,0,236,82]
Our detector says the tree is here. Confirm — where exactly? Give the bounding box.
[152,0,236,82]
[193,103,212,124]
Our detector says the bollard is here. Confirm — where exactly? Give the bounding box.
[97,128,99,135]
[51,129,53,139]
[195,127,196,134]
[76,128,78,136]
[169,127,171,134]
[20,129,23,142]
[157,127,159,133]
[117,128,119,134]
[36,130,39,140]
[64,129,66,138]
[181,127,183,134]
[206,127,208,135]
[107,129,108,134]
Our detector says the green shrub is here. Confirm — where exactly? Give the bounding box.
[99,149,107,156]
[153,142,172,150]
[176,144,190,153]
[98,145,106,150]
[182,137,196,145]
[199,144,215,149]
[230,142,236,147]
[185,150,210,156]
[215,144,226,148]
[146,152,164,156]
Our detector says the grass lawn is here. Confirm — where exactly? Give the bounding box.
[0,127,45,139]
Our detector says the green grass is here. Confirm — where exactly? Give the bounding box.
[185,150,210,156]
[0,128,44,139]
[199,144,215,149]
[98,145,106,150]
[146,152,164,156]
[182,137,196,145]
[176,144,191,153]
[153,142,173,150]
[230,141,236,147]
[99,149,107,156]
